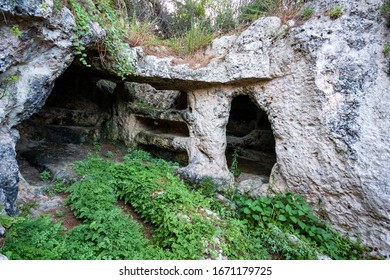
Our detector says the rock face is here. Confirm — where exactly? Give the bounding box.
[130,0,390,255]
[0,1,76,215]
[0,0,389,257]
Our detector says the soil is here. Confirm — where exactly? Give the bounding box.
[14,140,154,239]
[116,200,154,240]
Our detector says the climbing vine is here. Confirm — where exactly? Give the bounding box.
[68,0,136,79]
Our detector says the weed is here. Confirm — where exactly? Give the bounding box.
[53,0,64,14]
[384,42,390,57]
[68,0,92,67]
[41,1,47,11]
[68,0,136,79]
[0,215,67,260]
[300,6,315,20]
[1,151,374,260]
[181,23,213,56]
[44,180,69,198]
[230,148,241,177]
[56,210,66,218]
[382,0,390,25]
[329,6,343,20]
[93,142,101,153]
[0,74,18,99]
[10,25,22,38]
[105,151,114,158]
[234,192,371,259]
[40,170,51,182]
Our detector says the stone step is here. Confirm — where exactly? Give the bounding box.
[20,120,101,144]
[32,106,110,127]
[134,130,188,152]
[128,104,186,123]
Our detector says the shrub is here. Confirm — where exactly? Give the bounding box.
[234,192,370,259]
[69,0,136,79]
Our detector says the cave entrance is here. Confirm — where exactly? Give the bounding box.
[226,95,276,180]
[15,66,127,184]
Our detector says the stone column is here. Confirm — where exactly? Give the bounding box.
[178,88,233,187]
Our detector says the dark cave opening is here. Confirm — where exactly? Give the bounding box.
[14,66,124,184]
[226,95,276,178]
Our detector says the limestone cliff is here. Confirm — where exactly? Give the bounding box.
[0,0,389,257]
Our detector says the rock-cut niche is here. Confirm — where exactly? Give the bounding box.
[226,95,276,180]
[15,66,118,183]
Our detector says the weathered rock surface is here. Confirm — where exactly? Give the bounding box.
[0,127,19,215]
[0,0,107,215]
[0,1,78,215]
[0,0,389,258]
[129,0,390,256]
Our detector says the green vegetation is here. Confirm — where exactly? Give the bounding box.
[382,0,390,25]
[41,0,48,11]
[230,148,241,178]
[0,74,18,99]
[40,170,51,182]
[300,6,315,21]
[105,150,114,158]
[68,0,136,79]
[234,192,368,259]
[10,25,22,38]
[384,42,390,57]
[0,150,373,260]
[329,6,343,20]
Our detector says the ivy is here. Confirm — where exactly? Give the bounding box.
[68,0,136,79]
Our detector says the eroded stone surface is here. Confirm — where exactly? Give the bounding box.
[0,1,102,215]
[132,0,390,255]
[0,0,389,257]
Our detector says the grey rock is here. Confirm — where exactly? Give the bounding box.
[125,82,182,110]
[236,173,270,198]
[0,127,19,215]
[0,2,104,214]
[129,0,390,255]
[0,253,8,260]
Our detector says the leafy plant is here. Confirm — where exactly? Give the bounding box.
[300,6,315,20]
[40,170,51,182]
[230,148,241,177]
[384,42,390,57]
[1,151,374,260]
[0,215,67,260]
[69,0,136,79]
[44,180,69,198]
[329,6,343,20]
[382,0,390,25]
[69,0,92,67]
[234,192,370,259]
[53,0,65,14]
[56,210,66,218]
[10,25,22,38]
[106,150,114,158]
[41,0,47,11]
[0,74,18,99]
